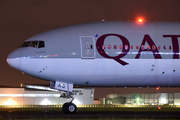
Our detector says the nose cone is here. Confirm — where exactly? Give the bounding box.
[7,49,21,70]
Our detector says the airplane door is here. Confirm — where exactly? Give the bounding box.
[80,36,95,58]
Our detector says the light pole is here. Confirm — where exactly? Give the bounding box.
[156,87,161,109]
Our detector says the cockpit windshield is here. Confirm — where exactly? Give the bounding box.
[30,41,38,48]
[20,41,45,48]
[39,41,45,48]
[20,41,31,47]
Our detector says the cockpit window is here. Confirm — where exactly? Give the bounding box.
[39,41,45,48]
[20,41,45,48]
[30,41,38,48]
[20,41,31,47]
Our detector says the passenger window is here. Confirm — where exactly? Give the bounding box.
[163,46,166,50]
[20,41,31,47]
[136,45,139,49]
[102,45,105,49]
[158,46,161,50]
[141,45,144,50]
[114,45,117,49]
[108,45,111,49]
[39,41,45,48]
[152,45,156,50]
[125,45,128,50]
[119,45,122,49]
[147,45,150,50]
[169,46,171,50]
[30,41,38,48]
[131,45,133,49]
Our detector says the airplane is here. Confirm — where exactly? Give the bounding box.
[7,21,180,113]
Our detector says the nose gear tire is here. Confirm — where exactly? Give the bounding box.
[62,102,77,114]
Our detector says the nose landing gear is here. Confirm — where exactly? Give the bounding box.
[50,81,77,114]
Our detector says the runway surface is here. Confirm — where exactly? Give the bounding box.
[1,111,180,119]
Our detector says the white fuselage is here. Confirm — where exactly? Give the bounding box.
[7,21,180,87]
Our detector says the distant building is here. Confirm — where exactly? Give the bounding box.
[93,87,180,105]
[105,93,180,105]
[0,88,94,105]
[1,87,180,106]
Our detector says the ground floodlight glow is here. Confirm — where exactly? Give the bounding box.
[41,99,51,105]
[72,99,81,105]
[5,99,13,105]
[160,98,167,104]
[137,98,140,104]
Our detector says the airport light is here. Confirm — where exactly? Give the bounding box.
[156,87,159,91]
[160,98,167,104]
[136,17,145,24]
[138,19,143,23]
[156,87,160,108]
[4,99,16,105]
[137,98,140,104]
[5,99,13,105]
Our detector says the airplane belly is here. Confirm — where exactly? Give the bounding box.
[53,58,180,87]
[19,58,180,87]
[18,57,180,87]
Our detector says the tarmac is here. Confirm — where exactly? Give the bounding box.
[1,110,180,119]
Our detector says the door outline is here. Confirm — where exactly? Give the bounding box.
[80,36,96,59]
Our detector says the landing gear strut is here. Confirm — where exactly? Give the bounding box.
[50,81,76,114]
[61,91,77,114]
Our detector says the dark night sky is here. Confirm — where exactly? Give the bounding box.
[1,0,180,87]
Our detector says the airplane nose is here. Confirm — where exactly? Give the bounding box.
[7,49,21,70]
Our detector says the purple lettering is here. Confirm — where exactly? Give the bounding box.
[135,34,162,59]
[163,35,180,59]
[96,34,130,66]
